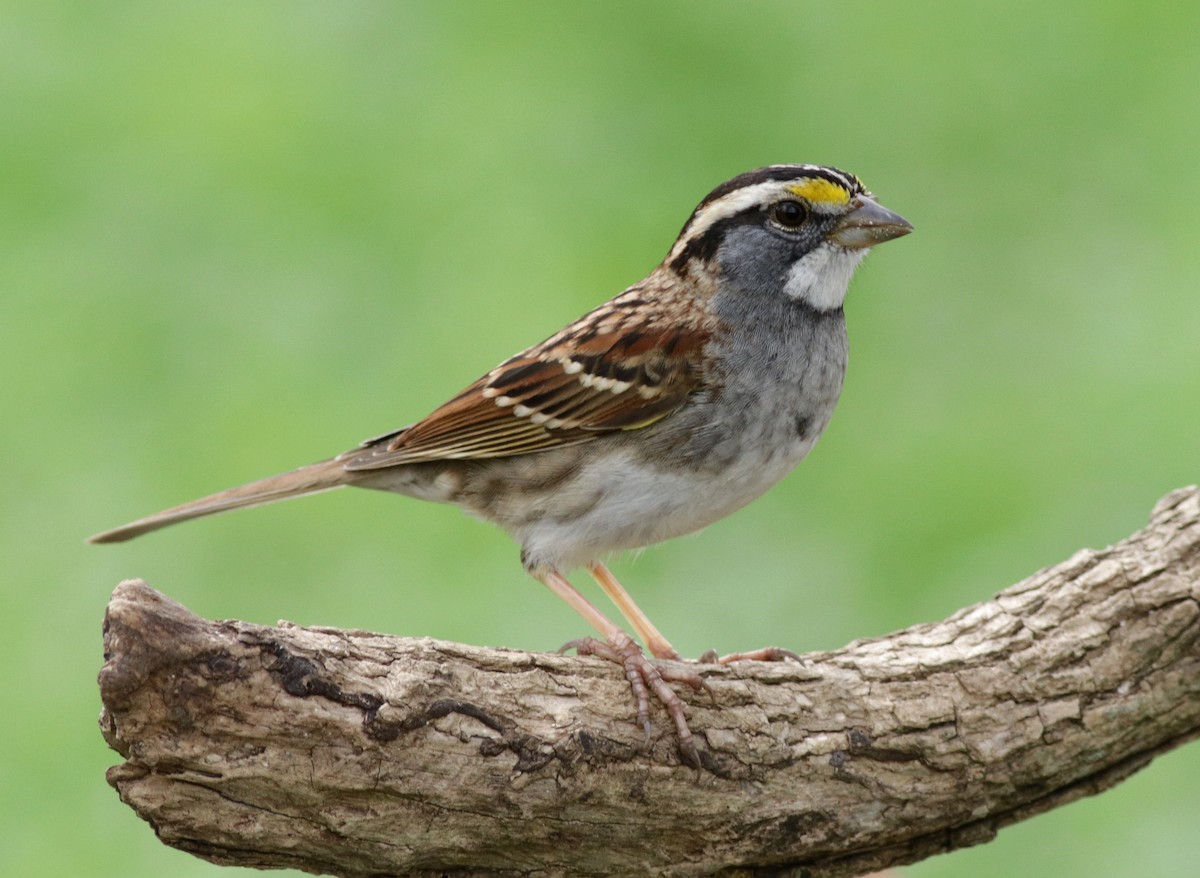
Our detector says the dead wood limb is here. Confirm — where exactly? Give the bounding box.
[99,486,1200,878]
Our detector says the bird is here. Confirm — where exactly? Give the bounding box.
[90,164,912,766]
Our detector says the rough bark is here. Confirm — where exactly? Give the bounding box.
[99,486,1200,878]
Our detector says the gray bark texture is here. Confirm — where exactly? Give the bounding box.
[99,486,1200,878]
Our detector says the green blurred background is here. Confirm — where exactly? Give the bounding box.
[4,2,1197,875]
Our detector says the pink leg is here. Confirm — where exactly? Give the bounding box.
[586,561,682,660]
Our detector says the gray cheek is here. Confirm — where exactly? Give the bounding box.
[714,225,818,299]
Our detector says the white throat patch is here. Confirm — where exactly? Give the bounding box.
[783,244,868,310]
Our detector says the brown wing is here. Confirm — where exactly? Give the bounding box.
[342,289,713,470]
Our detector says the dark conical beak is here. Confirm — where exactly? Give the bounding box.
[829,196,913,249]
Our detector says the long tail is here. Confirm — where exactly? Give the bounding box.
[88,457,350,544]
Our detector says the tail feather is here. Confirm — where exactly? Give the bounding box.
[88,458,350,544]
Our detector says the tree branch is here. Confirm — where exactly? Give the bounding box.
[99,486,1200,878]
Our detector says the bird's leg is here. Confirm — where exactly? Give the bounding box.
[533,568,700,767]
[586,561,682,660]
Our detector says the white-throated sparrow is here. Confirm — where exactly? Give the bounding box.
[91,164,912,766]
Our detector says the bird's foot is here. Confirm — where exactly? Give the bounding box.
[561,633,706,767]
[698,645,801,664]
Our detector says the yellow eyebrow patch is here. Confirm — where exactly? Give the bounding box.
[787,178,851,206]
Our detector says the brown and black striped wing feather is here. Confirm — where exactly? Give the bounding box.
[343,302,711,470]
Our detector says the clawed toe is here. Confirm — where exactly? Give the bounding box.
[657,665,715,704]
[559,636,619,661]
[703,645,801,664]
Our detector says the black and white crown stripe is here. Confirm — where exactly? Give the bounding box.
[667,164,866,267]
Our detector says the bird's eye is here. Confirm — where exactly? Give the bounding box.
[770,200,809,229]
